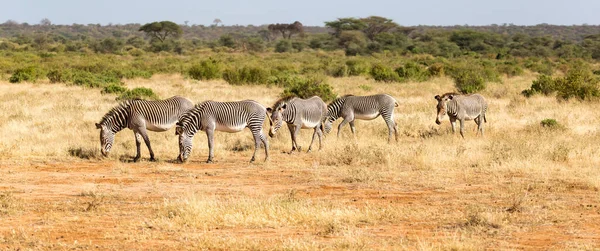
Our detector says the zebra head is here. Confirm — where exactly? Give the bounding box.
[175,122,194,162]
[434,94,453,125]
[95,122,115,157]
[266,103,287,138]
[322,116,335,134]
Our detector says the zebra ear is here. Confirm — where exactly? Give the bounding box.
[448,95,454,100]
[175,127,183,135]
[266,107,272,113]
[281,104,287,110]
[95,123,101,129]
[434,95,440,100]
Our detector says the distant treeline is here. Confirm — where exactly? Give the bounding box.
[1,17,600,60]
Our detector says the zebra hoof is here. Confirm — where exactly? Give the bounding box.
[149,158,157,162]
[133,157,140,162]
[206,158,214,163]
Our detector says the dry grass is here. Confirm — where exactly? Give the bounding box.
[0,72,599,249]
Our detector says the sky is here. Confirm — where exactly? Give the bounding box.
[2,0,599,26]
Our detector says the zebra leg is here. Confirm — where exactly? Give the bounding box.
[133,132,142,162]
[383,117,397,143]
[475,116,484,136]
[250,127,264,162]
[337,119,350,138]
[307,127,318,153]
[459,119,465,139]
[316,127,324,150]
[349,121,356,135]
[261,129,269,161]
[450,117,457,134]
[206,129,215,163]
[139,129,156,161]
[287,124,298,153]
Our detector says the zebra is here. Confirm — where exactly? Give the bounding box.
[434,93,488,138]
[95,96,194,162]
[322,94,399,143]
[267,96,327,153]
[175,100,269,163]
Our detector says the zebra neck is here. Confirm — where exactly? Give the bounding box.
[447,101,458,117]
[282,106,296,123]
[327,98,344,120]
[106,106,130,132]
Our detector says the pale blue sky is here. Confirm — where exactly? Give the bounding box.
[3,0,599,26]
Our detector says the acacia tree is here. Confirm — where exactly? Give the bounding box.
[361,16,399,41]
[324,18,366,38]
[268,21,304,39]
[138,21,182,42]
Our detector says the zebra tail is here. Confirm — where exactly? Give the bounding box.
[484,114,487,123]
[394,101,399,107]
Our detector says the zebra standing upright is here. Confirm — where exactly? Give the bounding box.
[434,93,488,138]
[95,96,194,162]
[323,94,399,143]
[267,96,327,153]
[176,100,269,163]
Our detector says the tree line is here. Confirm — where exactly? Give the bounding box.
[1,17,600,60]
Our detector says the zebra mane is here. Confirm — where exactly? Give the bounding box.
[98,100,133,125]
[272,96,297,109]
[441,92,461,98]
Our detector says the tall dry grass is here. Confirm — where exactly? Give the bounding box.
[1,72,600,249]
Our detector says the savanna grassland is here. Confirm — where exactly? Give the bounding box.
[1,70,600,250]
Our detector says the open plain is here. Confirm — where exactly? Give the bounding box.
[1,73,600,250]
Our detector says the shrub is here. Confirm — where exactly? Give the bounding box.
[427,63,445,77]
[275,40,293,53]
[370,63,400,82]
[9,66,43,83]
[346,59,368,76]
[47,69,73,83]
[188,59,221,80]
[329,64,348,77]
[450,68,486,94]
[496,61,524,78]
[279,75,337,102]
[522,75,556,97]
[117,87,159,101]
[395,61,431,82]
[522,66,600,100]
[222,66,269,85]
[101,83,128,94]
[540,118,560,128]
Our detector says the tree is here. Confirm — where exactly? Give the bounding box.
[40,18,51,26]
[138,21,182,42]
[213,18,222,27]
[267,21,304,39]
[324,18,366,37]
[360,16,399,41]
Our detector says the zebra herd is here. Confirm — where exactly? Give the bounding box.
[95,93,488,163]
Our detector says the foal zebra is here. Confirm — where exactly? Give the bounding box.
[323,94,399,143]
[434,93,488,138]
[176,100,269,163]
[267,96,327,153]
[95,96,194,162]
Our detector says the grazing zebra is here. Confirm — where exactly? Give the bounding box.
[175,100,269,163]
[267,96,327,153]
[95,96,194,162]
[434,93,488,138]
[323,94,399,143]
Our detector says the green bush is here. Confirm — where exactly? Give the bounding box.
[522,75,556,97]
[102,83,128,94]
[47,69,73,83]
[427,63,445,77]
[275,40,293,53]
[522,66,600,100]
[222,66,269,85]
[540,118,560,128]
[188,59,221,80]
[329,64,348,77]
[346,59,368,76]
[395,61,431,82]
[496,61,524,77]
[279,75,337,102]
[117,87,159,101]
[70,70,118,88]
[450,68,486,94]
[370,63,400,82]
[9,66,43,83]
